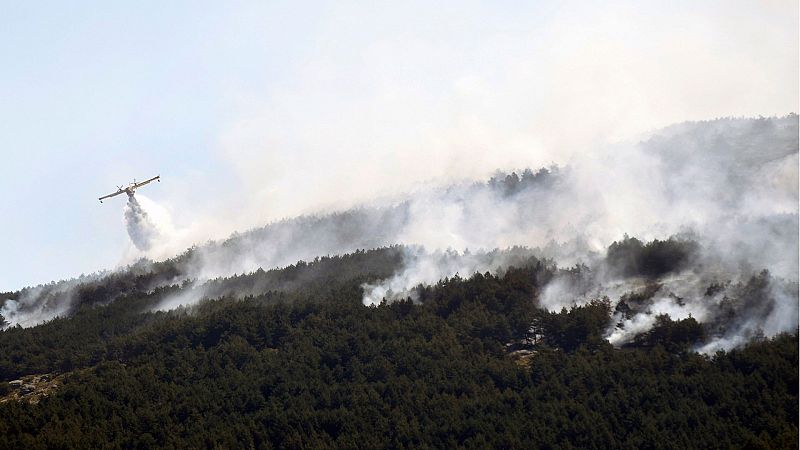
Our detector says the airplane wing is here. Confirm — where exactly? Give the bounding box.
[133,175,160,189]
[98,190,123,202]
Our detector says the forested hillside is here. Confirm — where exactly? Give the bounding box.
[0,247,796,448]
[0,116,797,448]
[4,116,798,329]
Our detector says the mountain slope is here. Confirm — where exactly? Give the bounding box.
[0,256,796,448]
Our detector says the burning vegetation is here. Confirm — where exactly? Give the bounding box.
[0,116,797,447]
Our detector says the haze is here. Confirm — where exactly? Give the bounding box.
[0,0,797,290]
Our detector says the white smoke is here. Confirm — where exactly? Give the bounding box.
[0,275,100,328]
[155,118,797,337]
[3,117,796,357]
[361,246,542,306]
[153,282,208,312]
[216,1,798,231]
[353,116,799,352]
[124,195,159,251]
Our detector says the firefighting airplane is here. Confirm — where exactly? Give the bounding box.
[98,175,160,203]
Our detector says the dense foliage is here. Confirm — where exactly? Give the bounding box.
[606,236,698,279]
[0,248,796,448]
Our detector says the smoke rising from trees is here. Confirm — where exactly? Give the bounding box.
[0,116,797,354]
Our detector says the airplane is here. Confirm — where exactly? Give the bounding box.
[99,175,160,203]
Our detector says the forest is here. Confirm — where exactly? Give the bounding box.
[1,0,797,442]
[0,245,796,448]
[0,116,798,447]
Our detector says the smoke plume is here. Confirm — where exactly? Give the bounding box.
[2,116,797,355]
[0,275,101,328]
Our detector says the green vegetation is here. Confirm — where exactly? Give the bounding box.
[0,248,796,448]
[606,236,698,279]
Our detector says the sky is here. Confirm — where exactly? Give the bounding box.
[0,0,797,291]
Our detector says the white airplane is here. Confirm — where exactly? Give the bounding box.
[99,175,160,203]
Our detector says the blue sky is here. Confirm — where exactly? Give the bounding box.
[0,1,305,287]
[1,1,797,290]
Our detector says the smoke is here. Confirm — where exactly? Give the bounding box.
[352,116,799,352]
[169,117,796,273]
[3,116,797,356]
[154,281,207,313]
[0,194,188,324]
[0,275,99,328]
[124,195,159,252]
[216,1,798,230]
[696,272,799,354]
[152,115,797,355]
[0,1,796,357]
[362,246,543,306]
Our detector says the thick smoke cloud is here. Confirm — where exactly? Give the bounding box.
[0,275,100,328]
[217,1,798,230]
[3,116,797,354]
[351,116,799,352]
[161,117,797,326]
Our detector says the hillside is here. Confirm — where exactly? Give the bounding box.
[0,248,797,448]
[0,116,797,447]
